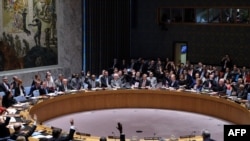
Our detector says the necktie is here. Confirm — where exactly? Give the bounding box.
[142,80,146,87]
[4,83,9,91]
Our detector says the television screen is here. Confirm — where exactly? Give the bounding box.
[181,45,187,53]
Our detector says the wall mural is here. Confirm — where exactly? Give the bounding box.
[0,0,57,71]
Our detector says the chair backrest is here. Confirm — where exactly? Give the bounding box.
[226,89,231,96]
[33,89,40,97]
[0,91,5,97]
[11,89,15,95]
[14,95,27,103]
[24,86,31,95]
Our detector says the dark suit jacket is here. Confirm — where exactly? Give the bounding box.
[87,80,100,89]
[14,86,26,97]
[48,128,75,141]
[10,125,37,140]
[0,117,10,138]
[100,76,112,87]
[169,80,179,89]
[58,84,73,92]
[138,79,151,88]
[212,84,227,94]
[162,76,171,86]
[0,82,11,93]
[2,95,16,108]
[29,85,41,96]
[39,87,50,95]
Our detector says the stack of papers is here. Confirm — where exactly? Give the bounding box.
[32,135,53,139]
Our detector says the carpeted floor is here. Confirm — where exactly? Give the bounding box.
[44,108,233,141]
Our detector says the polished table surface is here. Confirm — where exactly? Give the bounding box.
[17,89,250,140]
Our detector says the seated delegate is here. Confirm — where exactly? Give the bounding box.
[0,107,11,140]
[10,114,38,140]
[48,119,75,141]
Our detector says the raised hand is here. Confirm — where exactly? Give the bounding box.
[116,122,123,134]
[70,119,74,125]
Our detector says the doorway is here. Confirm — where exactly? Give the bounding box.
[173,41,188,65]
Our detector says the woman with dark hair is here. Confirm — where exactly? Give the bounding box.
[2,91,16,108]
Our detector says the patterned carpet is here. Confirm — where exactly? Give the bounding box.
[44,108,233,141]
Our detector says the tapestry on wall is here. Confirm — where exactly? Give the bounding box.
[0,0,57,71]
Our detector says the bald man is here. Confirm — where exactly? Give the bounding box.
[58,79,73,92]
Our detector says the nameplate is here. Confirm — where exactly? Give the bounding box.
[144,137,160,140]
[179,135,195,138]
[75,132,91,136]
[108,136,120,139]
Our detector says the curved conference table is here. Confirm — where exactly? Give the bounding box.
[24,89,250,141]
[29,89,250,125]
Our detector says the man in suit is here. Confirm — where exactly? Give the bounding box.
[10,114,37,140]
[222,67,231,80]
[2,91,16,108]
[39,81,50,95]
[49,119,75,141]
[87,74,100,89]
[29,80,41,96]
[202,130,216,141]
[169,74,179,89]
[138,59,148,74]
[54,74,64,88]
[147,71,157,88]
[131,71,141,87]
[100,71,112,88]
[221,54,232,73]
[111,73,123,88]
[70,73,82,90]
[212,78,227,95]
[58,79,73,92]
[0,76,11,93]
[162,71,171,88]
[139,74,151,89]
[0,108,11,140]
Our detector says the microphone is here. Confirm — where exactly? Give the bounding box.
[153,132,156,141]
[112,131,116,141]
[189,131,196,141]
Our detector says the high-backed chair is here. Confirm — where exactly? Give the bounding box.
[0,91,5,97]
[33,89,40,97]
